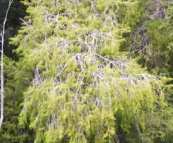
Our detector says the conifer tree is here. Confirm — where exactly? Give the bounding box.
[130,0,173,76]
[10,0,173,142]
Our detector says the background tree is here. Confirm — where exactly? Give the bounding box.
[130,0,173,77]
[0,0,33,142]
[0,0,13,129]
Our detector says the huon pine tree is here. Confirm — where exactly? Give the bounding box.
[9,0,173,142]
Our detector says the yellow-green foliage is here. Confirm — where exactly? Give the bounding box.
[12,0,173,142]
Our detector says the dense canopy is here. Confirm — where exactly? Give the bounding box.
[0,0,173,143]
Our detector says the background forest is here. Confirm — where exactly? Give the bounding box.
[0,0,173,143]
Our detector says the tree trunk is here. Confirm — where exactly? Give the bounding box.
[0,0,13,129]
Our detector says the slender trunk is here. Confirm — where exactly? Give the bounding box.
[0,0,13,129]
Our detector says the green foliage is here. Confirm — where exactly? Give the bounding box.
[146,18,173,75]
[8,0,173,143]
[0,56,34,143]
[0,0,26,58]
[129,0,173,77]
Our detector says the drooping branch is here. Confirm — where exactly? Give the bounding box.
[0,0,13,129]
